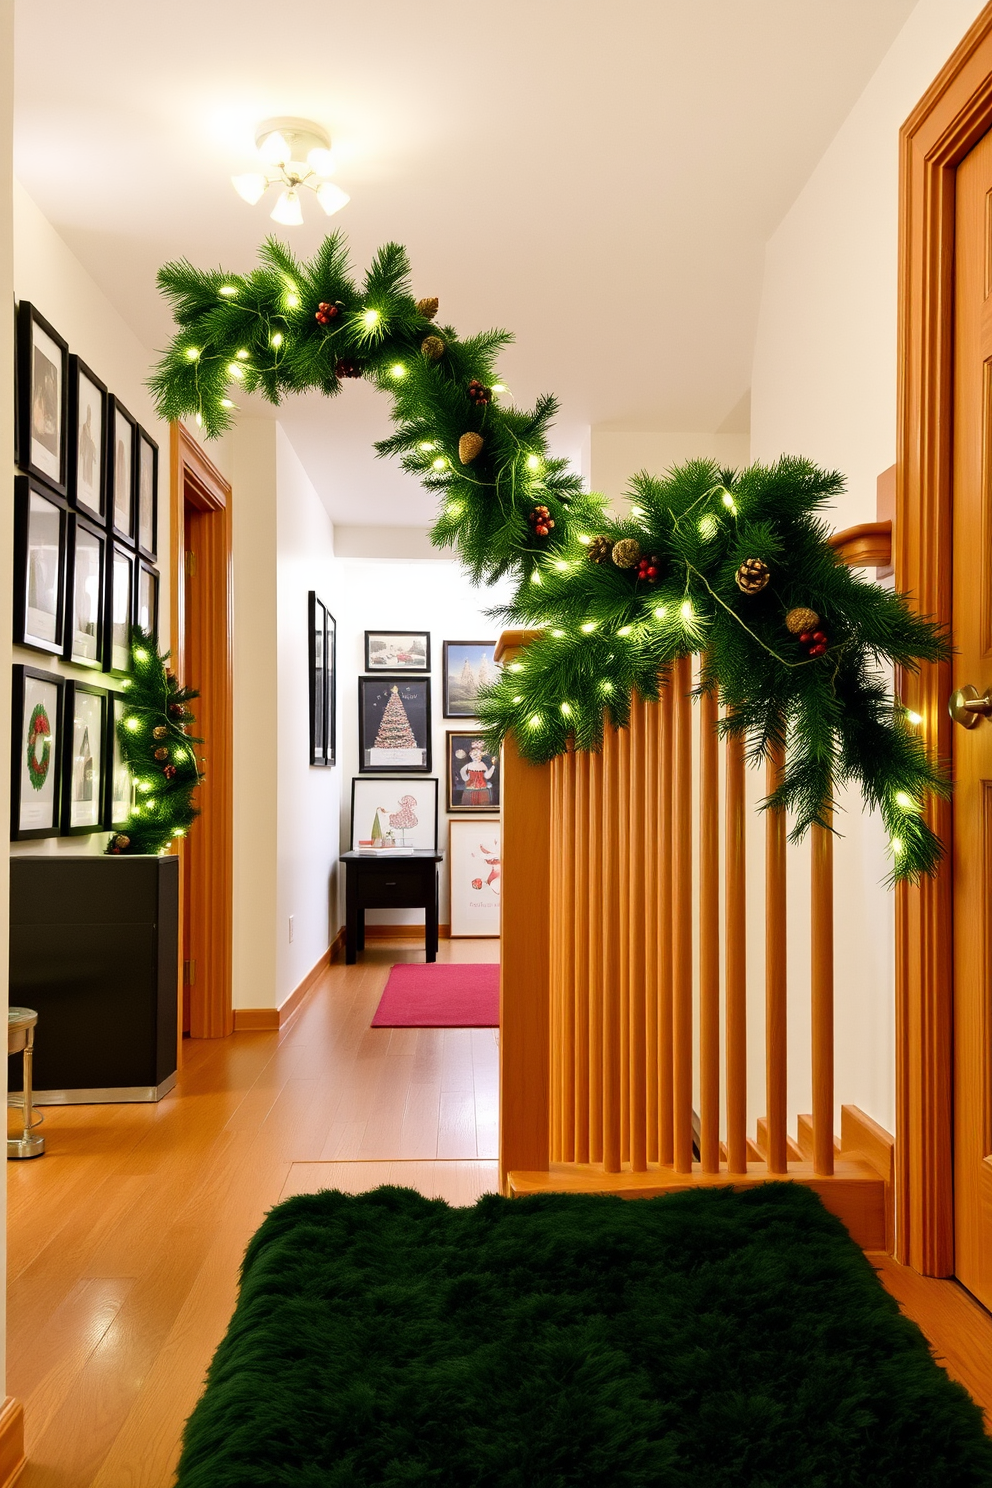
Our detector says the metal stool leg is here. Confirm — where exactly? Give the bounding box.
[8,1023,44,1160]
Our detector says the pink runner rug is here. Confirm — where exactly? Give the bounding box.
[371,963,500,1028]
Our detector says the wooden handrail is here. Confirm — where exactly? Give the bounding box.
[829,519,892,568]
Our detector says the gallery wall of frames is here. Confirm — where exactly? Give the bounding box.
[10,301,160,842]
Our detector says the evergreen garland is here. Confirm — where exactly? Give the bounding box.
[150,234,950,882]
[106,627,203,856]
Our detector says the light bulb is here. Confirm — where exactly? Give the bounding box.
[220,399,235,408]
[316,181,350,216]
[526,454,541,471]
[530,571,542,585]
[892,837,904,855]
[617,625,632,637]
[184,347,200,361]
[258,130,291,166]
[447,501,463,516]
[577,534,590,545]
[492,383,506,394]
[227,363,244,378]
[124,717,141,732]
[390,364,406,379]
[218,285,238,298]
[508,663,525,673]
[236,348,250,360]
[512,695,523,704]
[551,629,565,638]
[905,709,923,726]
[194,413,203,427]
[419,441,435,452]
[894,791,917,811]
[680,600,693,621]
[528,715,542,729]
[432,457,447,470]
[699,515,717,539]
[654,605,668,619]
[270,332,283,348]
[307,146,336,176]
[554,560,570,571]
[270,188,304,226]
[561,703,572,717]
[134,648,149,663]
[285,291,300,309]
[362,308,380,328]
[232,173,268,205]
[580,621,597,633]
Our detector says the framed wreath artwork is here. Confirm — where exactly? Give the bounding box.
[11,664,64,840]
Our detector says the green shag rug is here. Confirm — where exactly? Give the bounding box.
[175,1184,992,1487]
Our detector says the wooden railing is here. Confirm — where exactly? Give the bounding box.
[497,521,894,1249]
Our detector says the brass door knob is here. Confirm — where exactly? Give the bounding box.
[949,684,992,728]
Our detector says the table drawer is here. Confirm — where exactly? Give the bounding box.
[357,867,430,908]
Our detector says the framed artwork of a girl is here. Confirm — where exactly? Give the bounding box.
[446,731,500,812]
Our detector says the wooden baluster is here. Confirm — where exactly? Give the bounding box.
[673,654,694,1173]
[550,758,563,1162]
[619,724,631,1167]
[644,696,660,1164]
[588,748,604,1165]
[629,696,648,1171]
[725,726,747,1173]
[658,682,675,1166]
[574,750,591,1163]
[560,754,576,1162]
[765,743,788,1174]
[602,727,622,1173]
[811,814,835,1175]
[699,685,720,1172]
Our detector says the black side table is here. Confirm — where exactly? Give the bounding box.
[340,850,444,964]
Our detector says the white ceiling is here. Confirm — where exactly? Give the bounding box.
[14,0,917,526]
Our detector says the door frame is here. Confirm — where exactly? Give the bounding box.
[169,422,234,1038]
[897,1,992,1276]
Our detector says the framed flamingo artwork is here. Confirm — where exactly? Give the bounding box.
[350,777,438,852]
[448,820,501,937]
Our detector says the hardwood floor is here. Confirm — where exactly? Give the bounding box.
[6,939,500,1488]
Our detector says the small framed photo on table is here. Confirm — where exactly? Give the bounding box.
[351,776,438,852]
[359,676,431,772]
[64,514,106,668]
[448,819,501,937]
[16,302,68,495]
[14,476,66,656]
[106,691,135,828]
[62,681,107,835]
[136,428,158,558]
[442,640,499,717]
[108,397,136,542]
[364,630,430,672]
[106,543,134,674]
[136,562,159,639]
[11,665,64,840]
[446,730,500,812]
[68,356,107,521]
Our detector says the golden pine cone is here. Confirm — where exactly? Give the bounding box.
[587,536,614,565]
[612,537,642,569]
[458,431,484,465]
[153,724,167,739]
[735,557,770,594]
[114,834,130,849]
[785,605,820,634]
[421,335,445,361]
[416,297,439,320]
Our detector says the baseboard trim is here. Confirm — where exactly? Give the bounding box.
[233,946,333,1032]
[329,925,346,963]
[362,924,451,942]
[0,1398,25,1487]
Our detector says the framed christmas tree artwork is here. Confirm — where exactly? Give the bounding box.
[350,777,438,851]
[358,676,431,772]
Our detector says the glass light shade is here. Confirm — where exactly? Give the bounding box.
[258,129,291,165]
[232,172,268,204]
[307,146,336,176]
[316,181,350,217]
[270,188,304,226]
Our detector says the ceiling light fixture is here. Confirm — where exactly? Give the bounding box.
[232,117,350,225]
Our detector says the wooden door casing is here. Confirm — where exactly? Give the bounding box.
[952,128,992,1310]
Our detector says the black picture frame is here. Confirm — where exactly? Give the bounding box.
[135,561,159,640]
[16,301,69,496]
[350,776,439,851]
[364,630,431,673]
[106,690,135,828]
[442,640,499,718]
[64,513,106,669]
[61,680,107,835]
[106,542,134,675]
[68,355,108,522]
[107,396,137,543]
[445,729,501,813]
[136,427,158,559]
[13,475,67,657]
[358,675,432,773]
[308,591,328,766]
[326,608,337,767]
[11,664,64,840]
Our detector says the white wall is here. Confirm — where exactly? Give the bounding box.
[0,0,14,1393]
[590,430,750,510]
[11,180,170,857]
[749,0,986,1134]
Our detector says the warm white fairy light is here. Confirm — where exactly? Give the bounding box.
[551,629,566,638]
[362,308,380,328]
[699,515,718,539]
[446,501,463,517]
[600,680,614,694]
[894,791,918,812]
[654,605,668,619]
[390,364,406,379]
[419,441,435,451]
[526,454,541,472]
[905,709,923,727]
[580,621,597,633]
[554,560,571,571]
[184,347,200,361]
[228,363,245,378]
[194,413,203,427]
[680,600,693,621]
[528,714,543,728]
[892,837,904,856]
[285,291,300,309]
[617,625,632,637]
[577,534,591,545]
[530,571,542,585]
[721,489,738,513]
[270,331,283,348]
[508,662,525,673]
[560,702,572,717]
[432,457,447,470]
[220,399,236,408]
[236,348,250,360]
[219,285,238,298]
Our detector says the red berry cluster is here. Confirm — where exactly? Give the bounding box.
[799,629,828,657]
[529,504,555,538]
[467,378,491,406]
[315,301,340,326]
[636,554,660,583]
[163,765,177,780]
[335,358,362,379]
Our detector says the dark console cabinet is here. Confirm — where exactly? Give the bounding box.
[9,855,179,1102]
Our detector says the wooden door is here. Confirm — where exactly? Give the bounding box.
[952,126,992,1310]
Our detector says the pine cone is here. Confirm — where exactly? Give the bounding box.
[458,432,484,465]
[113,834,130,850]
[587,536,614,565]
[416,297,439,320]
[612,537,642,569]
[421,335,446,361]
[735,557,770,594]
[153,725,167,739]
[785,605,820,635]
[154,747,168,761]
[335,358,362,379]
